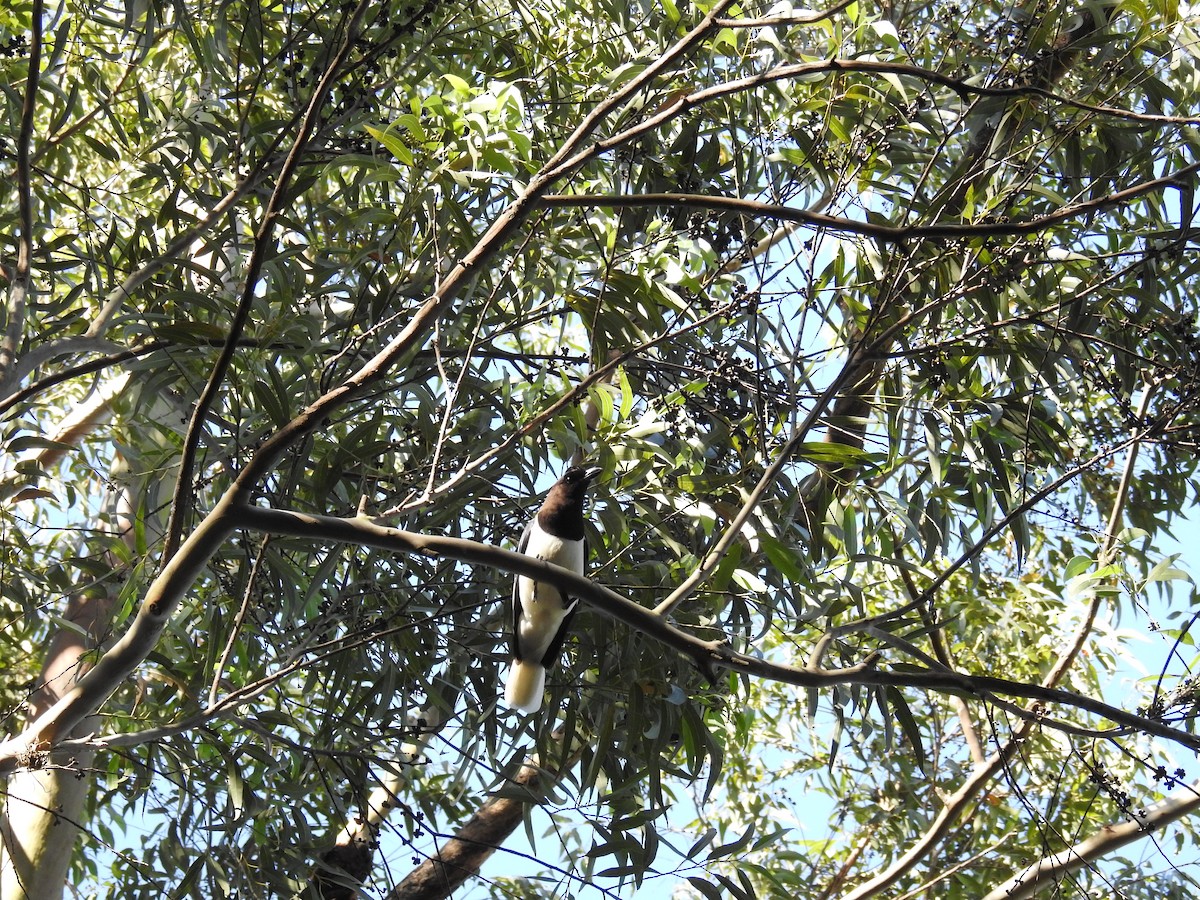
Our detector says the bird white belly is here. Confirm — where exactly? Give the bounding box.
[515,521,584,660]
[516,587,568,659]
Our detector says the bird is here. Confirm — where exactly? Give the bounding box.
[504,464,601,713]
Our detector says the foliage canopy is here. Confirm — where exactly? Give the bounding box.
[1,0,1200,897]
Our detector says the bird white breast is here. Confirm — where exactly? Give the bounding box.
[525,519,585,571]
[515,519,584,660]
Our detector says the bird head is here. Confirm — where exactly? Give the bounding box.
[558,465,602,497]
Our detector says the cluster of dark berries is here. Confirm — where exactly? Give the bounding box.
[1086,758,1133,815]
[1,33,28,57]
[1152,765,1187,790]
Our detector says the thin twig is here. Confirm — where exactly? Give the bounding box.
[207,536,270,709]
[540,166,1200,241]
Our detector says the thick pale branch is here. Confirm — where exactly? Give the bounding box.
[981,780,1200,900]
[2,451,132,899]
[0,339,130,415]
[0,373,130,504]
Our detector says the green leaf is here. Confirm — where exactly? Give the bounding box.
[707,823,756,862]
[796,440,873,465]
[4,435,75,453]
[687,877,725,900]
[1065,555,1094,579]
[442,72,471,95]
[1147,555,1191,584]
[617,365,634,420]
[887,687,927,773]
[364,125,414,165]
[165,856,206,900]
[686,826,718,860]
[760,533,806,582]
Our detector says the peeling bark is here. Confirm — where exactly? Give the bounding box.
[0,594,114,900]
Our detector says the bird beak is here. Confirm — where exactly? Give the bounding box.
[583,466,602,483]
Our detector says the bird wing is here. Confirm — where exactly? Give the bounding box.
[539,599,579,666]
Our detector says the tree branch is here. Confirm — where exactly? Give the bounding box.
[0,338,134,416]
[1,445,130,899]
[386,733,584,900]
[838,750,1016,900]
[0,370,130,504]
[981,779,1200,900]
[0,0,743,773]
[953,383,1162,900]
[0,491,242,768]
[540,165,1200,241]
[223,505,1200,754]
[543,55,1199,187]
[1039,383,1157,690]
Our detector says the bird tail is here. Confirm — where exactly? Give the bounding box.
[504,659,546,713]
